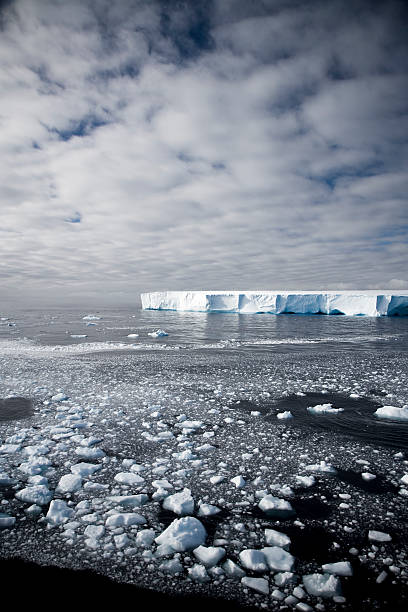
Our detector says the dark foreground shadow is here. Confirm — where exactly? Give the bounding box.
[0,558,253,612]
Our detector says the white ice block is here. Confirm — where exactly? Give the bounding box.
[141,291,408,316]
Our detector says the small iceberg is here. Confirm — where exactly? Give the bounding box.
[277,411,293,420]
[307,403,344,415]
[70,334,87,338]
[82,315,101,321]
[374,405,408,421]
[148,329,169,338]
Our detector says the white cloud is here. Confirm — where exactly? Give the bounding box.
[0,0,407,307]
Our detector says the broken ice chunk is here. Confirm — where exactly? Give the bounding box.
[258,495,296,518]
[368,530,392,543]
[193,545,226,567]
[162,488,194,515]
[303,573,342,598]
[241,576,269,595]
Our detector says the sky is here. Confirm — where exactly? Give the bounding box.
[1,0,407,307]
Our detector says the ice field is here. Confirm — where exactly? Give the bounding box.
[0,309,408,610]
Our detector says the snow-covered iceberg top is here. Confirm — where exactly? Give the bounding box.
[141,291,408,317]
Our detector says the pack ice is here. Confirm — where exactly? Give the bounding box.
[141,291,408,316]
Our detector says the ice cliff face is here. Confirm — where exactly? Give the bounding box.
[141,291,408,316]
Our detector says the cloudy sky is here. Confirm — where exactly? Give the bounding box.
[1,0,407,307]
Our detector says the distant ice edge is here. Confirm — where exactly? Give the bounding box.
[141,292,408,316]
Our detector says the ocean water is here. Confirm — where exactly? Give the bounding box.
[0,309,407,610]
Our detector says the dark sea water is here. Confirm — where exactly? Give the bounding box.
[1,307,408,351]
[1,308,407,610]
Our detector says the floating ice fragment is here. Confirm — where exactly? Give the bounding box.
[303,461,337,474]
[51,393,69,402]
[159,558,183,574]
[361,472,376,481]
[75,447,105,460]
[193,545,226,567]
[274,572,297,587]
[70,463,102,477]
[374,405,408,421]
[0,444,21,454]
[295,475,315,488]
[277,411,293,420]
[230,475,246,488]
[107,494,148,507]
[127,334,139,338]
[239,549,268,572]
[198,503,221,517]
[105,513,146,528]
[258,495,296,518]
[148,329,168,337]
[210,475,225,485]
[46,499,73,525]
[155,517,206,552]
[307,403,344,415]
[162,488,194,515]
[241,576,269,595]
[265,528,291,550]
[56,474,83,493]
[0,513,16,528]
[321,561,353,576]
[136,529,156,547]
[188,564,210,582]
[261,546,295,571]
[222,559,246,578]
[82,315,101,320]
[368,530,392,543]
[16,485,53,505]
[70,335,87,339]
[0,473,16,486]
[114,472,145,486]
[84,525,105,539]
[303,573,342,598]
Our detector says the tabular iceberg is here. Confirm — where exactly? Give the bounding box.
[141,291,408,316]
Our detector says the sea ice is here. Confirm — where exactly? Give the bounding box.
[241,577,269,595]
[107,494,149,507]
[15,485,53,505]
[239,549,268,572]
[307,403,344,415]
[368,530,392,543]
[193,545,226,567]
[258,495,296,518]
[148,329,169,337]
[105,513,146,528]
[374,405,408,421]
[265,528,291,550]
[113,472,145,486]
[303,573,342,598]
[222,559,246,578]
[261,546,295,571]
[0,513,16,528]
[188,564,210,583]
[162,488,194,515]
[277,411,293,419]
[51,393,68,402]
[56,473,83,493]
[321,561,353,576]
[198,503,221,517]
[46,500,74,525]
[155,517,207,552]
[70,463,102,477]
